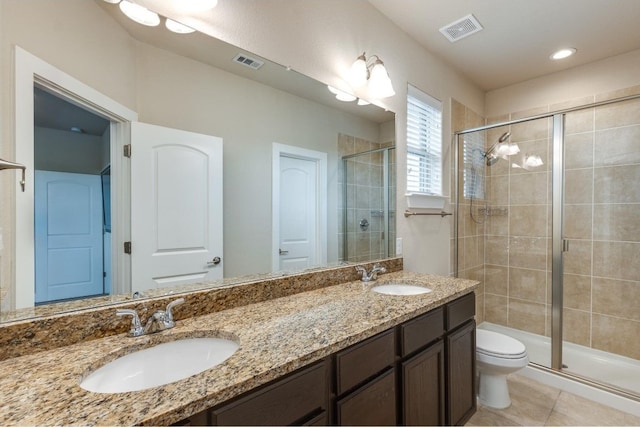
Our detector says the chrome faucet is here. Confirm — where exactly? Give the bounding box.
[355,263,387,282]
[116,298,185,337]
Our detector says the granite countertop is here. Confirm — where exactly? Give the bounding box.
[0,272,478,426]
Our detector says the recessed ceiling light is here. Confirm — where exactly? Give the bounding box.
[550,48,577,60]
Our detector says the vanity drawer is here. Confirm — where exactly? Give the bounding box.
[400,307,444,357]
[336,329,395,395]
[445,293,475,331]
[210,361,326,426]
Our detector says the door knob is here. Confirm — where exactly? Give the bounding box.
[207,256,222,266]
[279,249,289,255]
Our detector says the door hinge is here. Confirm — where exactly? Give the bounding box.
[123,144,132,158]
[124,241,132,254]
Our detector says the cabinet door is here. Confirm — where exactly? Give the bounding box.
[446,320,476,426]
[211,361,326,425]
[401,340,445,426]
[336,369,396,426]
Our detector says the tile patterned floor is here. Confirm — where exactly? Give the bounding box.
[466,374,640,426]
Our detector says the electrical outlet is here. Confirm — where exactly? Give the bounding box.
[395,237,403,255]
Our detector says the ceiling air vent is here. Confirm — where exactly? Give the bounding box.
[439,14,483,42]
[233,53,264,70]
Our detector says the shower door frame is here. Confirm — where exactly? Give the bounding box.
[342,146,395,262]
[453,92,640,396]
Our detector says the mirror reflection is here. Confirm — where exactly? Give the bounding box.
[1,0,395,320]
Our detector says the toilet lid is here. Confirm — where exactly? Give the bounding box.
[476,329,527,359]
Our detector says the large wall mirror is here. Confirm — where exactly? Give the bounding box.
[1,0,396,321]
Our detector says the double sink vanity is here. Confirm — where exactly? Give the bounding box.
[0,260,478,426]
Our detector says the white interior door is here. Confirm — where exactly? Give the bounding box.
[279,156,318,270]
[131,122,223,292]
[272,143,327,271]
[34,171,104,303]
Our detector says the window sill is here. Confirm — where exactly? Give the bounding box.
[405,193,447,210]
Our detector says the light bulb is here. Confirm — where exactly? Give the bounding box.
[119,1,160,26]
[550,48,576,60]
[348,54,368,88]
[368,60,395,99]
[165,18,196,34]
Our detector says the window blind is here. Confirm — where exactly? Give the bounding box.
[406,86,442,195]
[462,132,486,199]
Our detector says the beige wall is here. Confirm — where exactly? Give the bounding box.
[485,48,640,117]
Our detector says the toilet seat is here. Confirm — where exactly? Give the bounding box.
[476,329,527,359]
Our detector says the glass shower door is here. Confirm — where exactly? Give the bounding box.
[341,147,396,263]
[560,97,640,396]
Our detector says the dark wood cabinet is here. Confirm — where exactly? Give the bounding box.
[401,340,446,426]
[335,329,395,395]
[336,368,396,426]
[174,292,476,426]
[210,360,327,426]
[445,292,476,426]
[446,320,476,425]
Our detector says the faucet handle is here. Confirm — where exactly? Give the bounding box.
[116,308,144,337]
[355,265,367,276]
[373,263,387,273]
[165,298,185,323]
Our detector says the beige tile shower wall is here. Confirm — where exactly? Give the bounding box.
[452,99,486,324]
[482,86,640,361]
[338,133,388,263]
[483,106,553,337]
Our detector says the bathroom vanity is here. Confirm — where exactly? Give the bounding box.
[0,268,478,426]
[182,292,476,426]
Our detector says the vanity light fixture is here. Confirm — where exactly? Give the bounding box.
[347,52,395,99]
[118,0,160,26]
[165,18,196,34]
[104,0,198,34]
[550,48,577,60]
[327,85,357,102]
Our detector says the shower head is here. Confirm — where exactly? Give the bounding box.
[485,153,500,166]
[483,131,512,166]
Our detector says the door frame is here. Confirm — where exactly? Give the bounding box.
[14,46,137,308]
[271,143,327,272]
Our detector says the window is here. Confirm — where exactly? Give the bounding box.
[406,85,442,196]
[462,131,486,199]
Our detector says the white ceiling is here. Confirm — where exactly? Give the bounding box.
[368,0,640,91]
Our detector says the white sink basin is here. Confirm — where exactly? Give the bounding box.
[371,283,432,296]
[80,337,239,393]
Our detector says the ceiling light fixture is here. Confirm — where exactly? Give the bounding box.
[165,18,196,34]
[347,52,395,99]
[550,48,577,60]
[118,0,160,26]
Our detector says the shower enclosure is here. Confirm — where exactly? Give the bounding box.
[341,146,396,263]
[455,93,640,400]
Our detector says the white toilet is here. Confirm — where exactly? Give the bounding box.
[476,329,529,409]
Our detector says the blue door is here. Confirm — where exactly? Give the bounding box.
[35,171,104,303]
